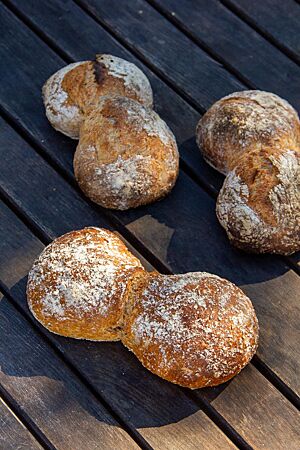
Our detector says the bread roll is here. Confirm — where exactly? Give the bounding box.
[196,90,300,174]
[27,227,144,340]
[42,54,153,139]
[216,148,300,255]
[122,272,258,389]
[73,95,179,210]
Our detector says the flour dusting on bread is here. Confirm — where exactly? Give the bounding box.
[217,149,300,254]
[196,90,300,174]
[97,54,153,107]
[74,96,179,210]
[27,228,143,340]
[43,62,84,138]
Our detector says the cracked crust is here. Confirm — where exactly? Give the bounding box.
[73,96,179,210]
[42,54,153,139]
[216,148,300,254]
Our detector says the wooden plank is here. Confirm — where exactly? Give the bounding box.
[0,296,141,450]
[0,115,299,448]
[77,0,300,111]
[0,154,236,448]
[0,398,43,450]
[0,3,299,399]
[150,0,300,101]
[212,365,300,449]
[223,0,300,64]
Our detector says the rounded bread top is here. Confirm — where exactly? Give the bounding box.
[27,227,144,340]
[122,271,258,388]
[196,90,300,174]
[42,54,153,138]
[73,95,179,209]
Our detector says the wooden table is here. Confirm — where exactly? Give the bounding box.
[0,1,299,448]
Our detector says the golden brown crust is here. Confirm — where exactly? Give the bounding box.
[122,272,259,389]
[42,55,153,139]
[26,227,145,340]
[73,96,179,210]
[196,91,300,175]
[216,148,300,254]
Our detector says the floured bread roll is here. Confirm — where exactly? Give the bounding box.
[122,272,258,389]
[73,95,179,210]
[42,54,153,139]
[27,227,144,340]
[196,90,300,174]
[216,148,300,255]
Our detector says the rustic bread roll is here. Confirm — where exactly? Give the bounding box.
[196,90,300,174]
[216,148,300,255]
[42,54,153,139]
[73,95,179,210]
[27,227,144,340]
[122,272,258,389]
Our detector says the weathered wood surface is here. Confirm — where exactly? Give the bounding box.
[77,0,300,109]
[0,398,43,450]
[212,365,300,449]
[1,92,300,449]
[0,292,140,450]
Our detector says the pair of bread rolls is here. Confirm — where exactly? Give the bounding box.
[196,91,300,255]
[27,227,259,389]
[43,55,179,209]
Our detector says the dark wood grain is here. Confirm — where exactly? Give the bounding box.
[0,199,236,449]
[223,0,300,64]
[0,3,299,398]
[0,298,140,450]
[150,0,300,101]
[0,398,43,450]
